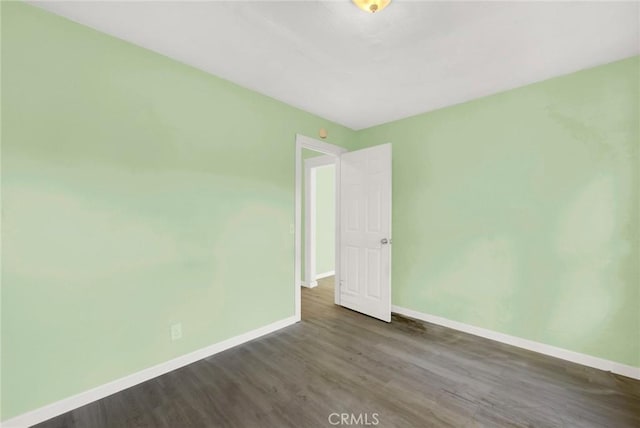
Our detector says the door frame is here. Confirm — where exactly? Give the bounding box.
[295,134,347,321]
[303,155,336,288]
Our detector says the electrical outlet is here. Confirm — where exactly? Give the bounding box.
[171,323,182,341]
[289,223,295,234]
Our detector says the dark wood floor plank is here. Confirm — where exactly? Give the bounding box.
[33,277,640,428]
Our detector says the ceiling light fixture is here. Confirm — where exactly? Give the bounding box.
[352,0,391,14]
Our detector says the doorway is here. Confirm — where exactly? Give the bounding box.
[302,154,336,288]
[294,134,392,323]
[294,135,346,322]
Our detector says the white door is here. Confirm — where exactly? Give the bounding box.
[339,143,391,322]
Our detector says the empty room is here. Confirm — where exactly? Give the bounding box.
[1,1,639,427]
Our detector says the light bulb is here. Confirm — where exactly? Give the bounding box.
[352,0,391,14]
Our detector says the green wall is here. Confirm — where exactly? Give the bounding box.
[2,1,639,421]
[355,56,640,368]
[0,3,354,420]
[315,165,335,275]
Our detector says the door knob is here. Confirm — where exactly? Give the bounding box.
[381,238,390,245]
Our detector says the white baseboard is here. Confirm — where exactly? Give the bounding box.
[301,280,318,288]
[392,305,640,380]
[315,270,335,280]
[1,316,298,428]
[300,270,334,287]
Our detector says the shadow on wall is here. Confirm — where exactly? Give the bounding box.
[549,175,629,344]
[2,156,294,416]
[421,236,518,328]
[416,174,633,354]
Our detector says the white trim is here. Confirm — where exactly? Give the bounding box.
[304,163,317,286]
[304,155,336,287]
[315,270,335,280]
[332,152,341,307]
[296,134,347,155]
[392,305,640,380]
[300,280,318,288]
[305,155,336,169]
[1,316,297,428]
[295,134,347,321]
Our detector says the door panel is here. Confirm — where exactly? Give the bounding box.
[339,143,391,322]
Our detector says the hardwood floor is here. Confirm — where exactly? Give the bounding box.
[35,277,640,427]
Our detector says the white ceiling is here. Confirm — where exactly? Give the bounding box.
[32,1,640,130]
